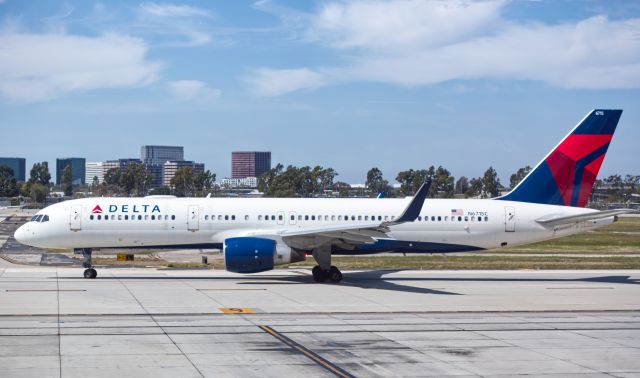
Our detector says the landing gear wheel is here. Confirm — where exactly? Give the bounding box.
[312,265,326,283]
[83,268,97,279]
[328,266,342,283]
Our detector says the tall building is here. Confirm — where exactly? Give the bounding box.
[85,162,104,185]
[163,161,205,187]
[141,146,184,188]
[56,158,86,186]
[102,159,142,174]
[231,151,271,179]
[0,157,26,182]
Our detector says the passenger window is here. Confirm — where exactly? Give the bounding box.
[358,216,362,221]
[437,216,441,221]
[458,216,462,221]
[225,215,229,221]
[464,216,468,222]
[331,215,336,221]
[290,215,295,221]
[245,215,249,221]
[418,216,421,221]
[311,215,315,221]
[431,216,435,221]
[278,215,283,221]
[258,215,263,221]
[90,215,94,220]
[325,215,329,221]
[111,215,115,220]
[138,215,142,220]
[165,215,169,220]
[378,216,382,221]
[305,215,309,221]
[271,215,275,221]
[144,215,148,220]
[445,216,449,221]
[151,215,155,220]
[171,215,175,220]
[484,216,489,222]
[384,216,389,221]
[298,215,302,221]
[218,215,222,221]
[125,215,129,220]
[338,215,342,220]
[97,215,101,220]
[232,215,236,221]
[365,216,369,221]
[205,215,209,220]
[351,216,355,221]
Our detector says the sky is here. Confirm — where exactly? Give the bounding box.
[0,0,639,184]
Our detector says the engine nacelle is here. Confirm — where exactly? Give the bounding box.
[223,237,306,273]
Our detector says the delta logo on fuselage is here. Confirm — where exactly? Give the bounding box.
[94,204,161,213]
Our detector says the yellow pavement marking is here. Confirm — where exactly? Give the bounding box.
[219,307,255,314]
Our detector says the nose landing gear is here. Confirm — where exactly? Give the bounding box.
[76,248,97,279]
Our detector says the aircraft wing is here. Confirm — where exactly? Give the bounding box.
[535,209,634,227]
[245,180,431,247]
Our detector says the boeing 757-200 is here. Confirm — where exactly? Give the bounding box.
[14,109,630,282]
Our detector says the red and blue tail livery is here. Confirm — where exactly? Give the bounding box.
[499,109,622,207]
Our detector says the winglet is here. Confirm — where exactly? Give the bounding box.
[391,180,431,224]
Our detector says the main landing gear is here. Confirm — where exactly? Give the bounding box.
[76,248,97,279]
[312,265,343,283]
[311,245,342,283]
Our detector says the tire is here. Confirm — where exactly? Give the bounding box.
[312,266,325,282]
[328,266,342,283]
[84,268,97,279]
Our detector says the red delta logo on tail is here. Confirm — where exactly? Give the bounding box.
[545,133,612,207]
[92,205,103,214]
[498,109,622,208]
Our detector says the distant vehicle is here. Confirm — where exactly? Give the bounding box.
[15,110,630,281]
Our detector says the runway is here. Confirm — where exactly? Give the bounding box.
[0,266,638,377]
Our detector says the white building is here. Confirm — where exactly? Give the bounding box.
[85,162,104,185]
[220,177,258,188]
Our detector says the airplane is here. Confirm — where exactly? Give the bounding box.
[14,109,630,282]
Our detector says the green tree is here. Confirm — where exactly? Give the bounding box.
[194,170,216,196]
[30,183,49,204]
[29,162,51,186]
[455,176,469,195]
[0,165,19,197]
[61,165,73,196]
[333,181,351,197]
[366,167,391,197]
[465,177,483,198]
[120,163,153,196]
[481,166,501,198]
[258,164,338,197]
[171,167,195,197]
[432,166,454,198]
[509,166,531,189]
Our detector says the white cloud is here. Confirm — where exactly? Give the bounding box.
[0,32,161,103]
[139,2,212,18]
[137,2,213,46]
[168,80,221,102]
[252,0,640,93]
[244,68,326,96]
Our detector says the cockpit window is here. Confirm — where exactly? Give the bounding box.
[31,215,39,222]
[42,215,49,222]
[34,215,43,222]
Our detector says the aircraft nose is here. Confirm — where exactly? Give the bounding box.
[14,224,29,245]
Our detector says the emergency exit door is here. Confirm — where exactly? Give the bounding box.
[505,206,516,232]
[70,205,82,231]
[188,205,199,231]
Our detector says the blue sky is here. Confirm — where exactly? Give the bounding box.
[1,0,639,184]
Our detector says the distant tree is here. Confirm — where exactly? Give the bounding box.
[455,176,469,195]
[194,170,216,196]
[432,166,454,198]
[481,166,501,198]
[465,177,483,198]
[171,167,195,197]
[366,167,391,197]
[148,186,172,196]
[29,183,49,204]
[0,165,19,197]
[333,181,351,197]
[396,169,417,196]
[509,166,531,189]
[29,162,51,186]
[258,164,338,197]
[61,165,73,196]
[91,176,99,188]
[396,166,453,198]
[120,163,153,196]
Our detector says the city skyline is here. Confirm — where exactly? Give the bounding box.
[1,1,639,184]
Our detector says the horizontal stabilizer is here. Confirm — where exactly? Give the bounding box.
[536,209,633,227]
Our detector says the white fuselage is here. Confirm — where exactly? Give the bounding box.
[14,196,613,252]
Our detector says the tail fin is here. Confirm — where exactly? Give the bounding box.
[498,109,622,207]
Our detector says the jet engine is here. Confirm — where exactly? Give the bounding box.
[223,237,305,273]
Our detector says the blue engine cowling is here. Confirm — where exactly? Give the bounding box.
[224,237,275,273]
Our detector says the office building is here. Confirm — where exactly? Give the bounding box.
[0,157,26,182]
[102,159,142,174]
[231,151,271,179]
[141,146,184,188]
[56,158,86,186]
[85,162,104,185]
[163,161,205,187]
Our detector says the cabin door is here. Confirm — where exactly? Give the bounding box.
[188,205,199,231]
[70,205,82,231]
[505,206,516,232]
